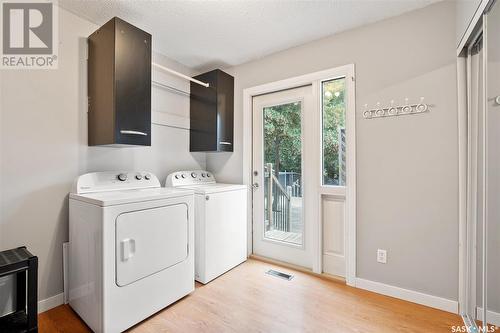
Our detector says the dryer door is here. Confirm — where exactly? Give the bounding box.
[115,203,188,287]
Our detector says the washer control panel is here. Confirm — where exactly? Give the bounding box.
[166,170,215,187]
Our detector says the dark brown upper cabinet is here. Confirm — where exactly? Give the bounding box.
[88,17,152,146]
[190,69,234,152]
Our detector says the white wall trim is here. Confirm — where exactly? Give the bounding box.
[476,307,500,327]
[355,278,459,314]
[38,292,64,314]
[344,70,356,287]
[242,64,356,283]
[243,88,254,258]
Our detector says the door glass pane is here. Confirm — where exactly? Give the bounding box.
[322,78,346,186]
[263,102,303,245]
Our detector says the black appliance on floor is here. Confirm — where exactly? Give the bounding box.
[0,247,38,332]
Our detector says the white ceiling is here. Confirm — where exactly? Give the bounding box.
[60,0,442,71]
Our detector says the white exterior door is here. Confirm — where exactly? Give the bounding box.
[246,65,355,280]
[252,85,318,268]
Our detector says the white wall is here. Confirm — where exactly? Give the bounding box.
[207,1,459,301]
[0,7,204,309]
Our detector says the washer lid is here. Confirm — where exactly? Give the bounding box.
[178,183,247,194]
[69,187,194,207]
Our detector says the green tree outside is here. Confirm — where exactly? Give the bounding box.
[263,78,346,187]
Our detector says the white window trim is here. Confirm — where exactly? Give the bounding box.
[242,64,356,285]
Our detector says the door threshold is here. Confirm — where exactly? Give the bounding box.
[249,254,346,284]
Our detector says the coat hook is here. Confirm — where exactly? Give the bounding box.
[416,96,427,112]
[376,102,384,116]
[363,104,372,118]
[402,97,412,113]
[388,99,397,116]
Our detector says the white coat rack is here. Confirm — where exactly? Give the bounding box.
[363,97,430,119]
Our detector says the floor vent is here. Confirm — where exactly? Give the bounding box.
[266,269,293,281]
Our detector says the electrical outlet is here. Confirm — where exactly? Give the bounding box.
[377,249,387,264]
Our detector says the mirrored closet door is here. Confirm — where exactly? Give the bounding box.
[485,1,500,329]
[464,1,500,330]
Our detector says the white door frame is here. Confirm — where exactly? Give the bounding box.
[242,64,356,285]
[457,8,489,317]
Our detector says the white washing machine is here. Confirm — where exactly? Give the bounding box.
[69,171,194,333]
[166,170,247,284]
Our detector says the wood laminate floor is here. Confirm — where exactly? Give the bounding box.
[39,259,465,333]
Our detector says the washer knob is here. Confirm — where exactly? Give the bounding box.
[117,173,127,181]
[144,174,151,180]
[191,172,197,178]
[207,173,211,178]
[174,175,179,179]
[201,173,206,177]
[181,174,186,179]
[135,174,143,180]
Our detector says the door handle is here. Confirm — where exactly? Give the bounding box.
[252,183,259,189]
[120,130,148,136]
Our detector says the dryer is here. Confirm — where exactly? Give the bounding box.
[69,171,194,333]
[166,170,247,284]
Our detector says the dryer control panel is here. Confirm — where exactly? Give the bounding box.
[166,170,215,187]
[72,171,160,194]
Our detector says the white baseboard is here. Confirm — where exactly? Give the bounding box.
[38,293,64,314]
[477,307,500,326]
[355,278,458,314]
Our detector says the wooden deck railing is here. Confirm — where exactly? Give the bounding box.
[264,163,292,232]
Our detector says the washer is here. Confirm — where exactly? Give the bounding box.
[69,171,194,333]
[166,170,247,284]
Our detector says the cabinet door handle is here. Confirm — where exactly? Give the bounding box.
[219,141,232,145]
[120,130,148,136]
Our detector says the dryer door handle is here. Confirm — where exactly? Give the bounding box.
[121,238,136,261]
